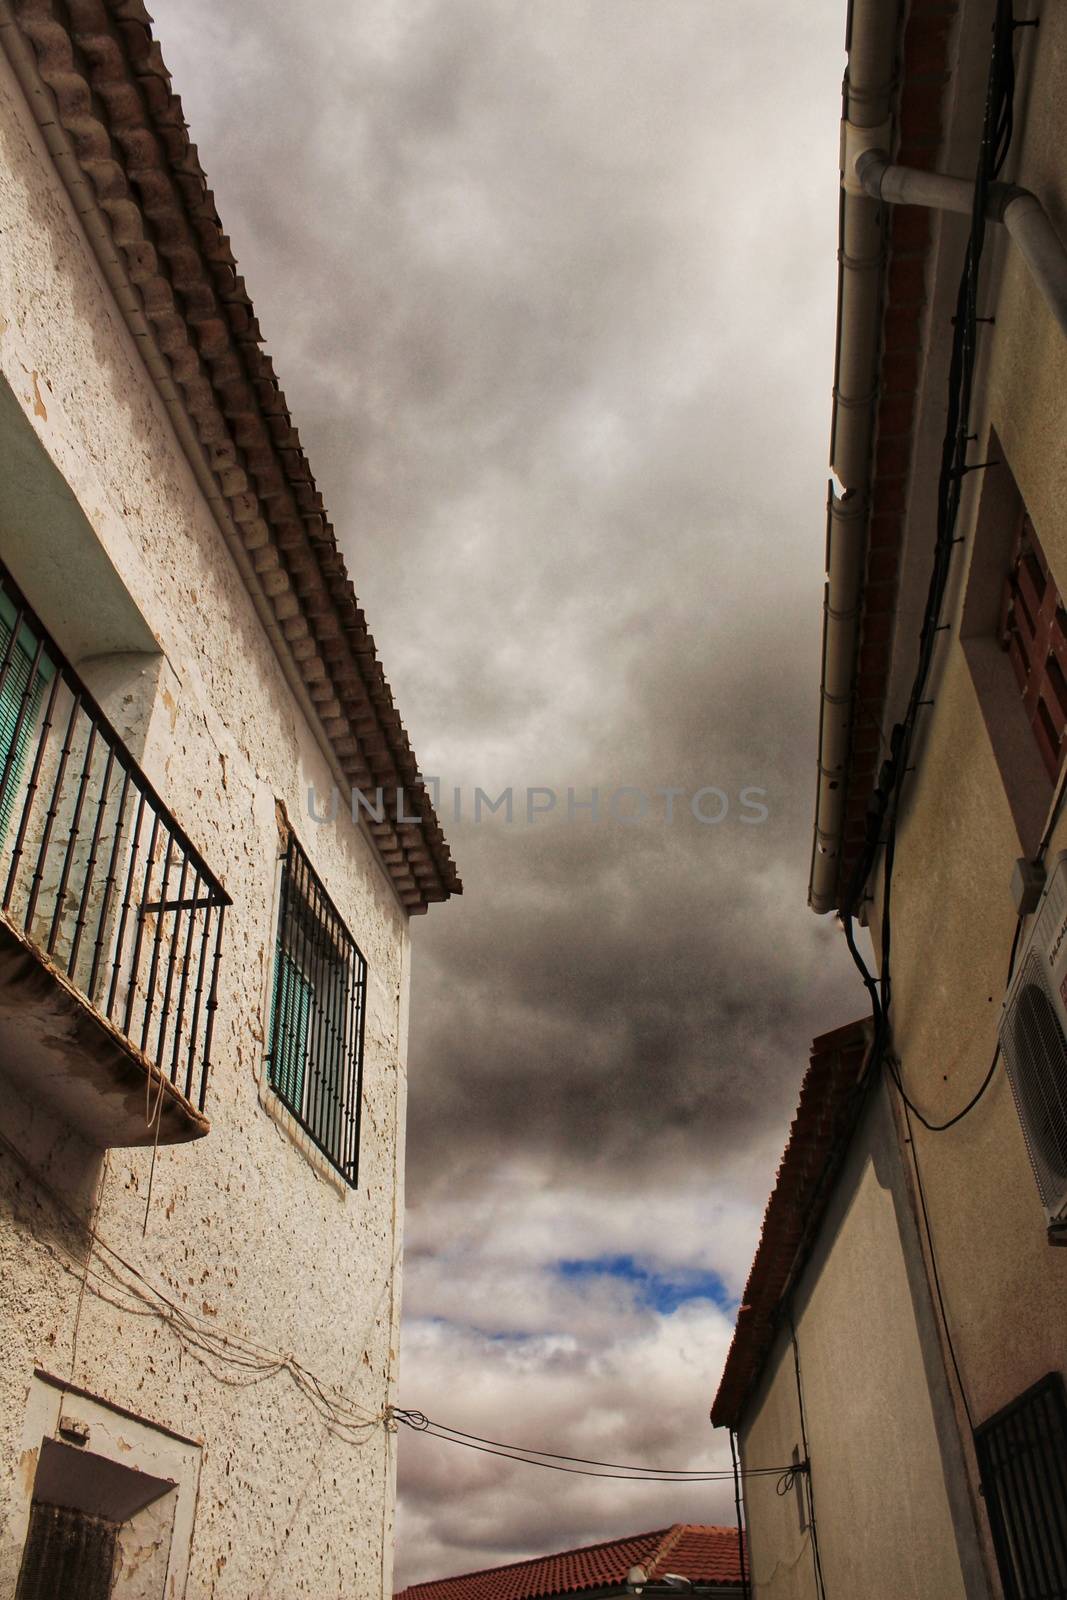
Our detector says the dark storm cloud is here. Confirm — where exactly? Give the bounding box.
[408,813,845,1194]
[147,0,862,1585]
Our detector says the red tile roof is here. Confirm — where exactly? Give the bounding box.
[6,0,459,911]
[395,1525,744,1600]
[710,1018,872,1428]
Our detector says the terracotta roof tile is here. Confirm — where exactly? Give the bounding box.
[8,0,460,910]
[395,1526,744,1600]
[709,1019,872,1429]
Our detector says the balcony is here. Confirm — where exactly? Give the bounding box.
[0,564,229,1147]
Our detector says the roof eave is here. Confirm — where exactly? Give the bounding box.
[809,0,957,915]
[710,1018,873,1430]
[0,0,460,913]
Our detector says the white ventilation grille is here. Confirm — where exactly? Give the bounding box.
[999,852,1067,1229]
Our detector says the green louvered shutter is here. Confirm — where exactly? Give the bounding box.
[268,946,313,1114]
[0,596,51,843]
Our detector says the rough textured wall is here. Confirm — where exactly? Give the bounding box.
[0,36,410,1600]
[738,1085,986,1600]
[869,0,1067,1438]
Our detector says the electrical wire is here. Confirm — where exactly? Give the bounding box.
[832,1,1024,1462]
[1,1123,818,1488]
[885,910,1024,1133]
[841,0,1020,1133]
[730,1429,750,1600]
[391,1410,794,1483]
[392,1411,761,1475]
[0,1124,385,1444]
[789,1324,827,1600]
[898,1088,976,1432]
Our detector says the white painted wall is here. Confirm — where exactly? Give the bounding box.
[738,1083,990,1600]
[740,6,1067,1596]
[0,33,411,1600]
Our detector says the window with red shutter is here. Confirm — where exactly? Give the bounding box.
[961,439,1060,856]
[999,512,1067,783]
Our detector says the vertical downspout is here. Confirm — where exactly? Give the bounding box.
[811,0,1067,915]
[809,0,900,914]
[729,1429,749,1598]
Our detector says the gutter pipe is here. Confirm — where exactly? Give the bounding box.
[856,149,1067,336]
[808,0,897,915]
[809,4,1067,914]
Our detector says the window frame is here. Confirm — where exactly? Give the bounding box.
[998,509,1067,784]
[974,1372,1067,1600]
[961,441,1061,856]
[266,830,367,1187]
[0,587,57,842]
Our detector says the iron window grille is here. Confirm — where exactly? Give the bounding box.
[0,562,230,1113]
[267,833,367,1185]
[975,1373,1067,1600]
[999,510,1067,782]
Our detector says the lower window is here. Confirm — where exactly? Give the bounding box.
[974,1373,1067,1599]
[12,1373,201,1600]
[961,441,1062,855]
[17,1502,118,1600]
[267,830,367,1185]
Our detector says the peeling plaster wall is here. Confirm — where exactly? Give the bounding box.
[0,36,409,1600]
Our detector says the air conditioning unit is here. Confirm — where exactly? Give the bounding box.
[999,850,1067,1242]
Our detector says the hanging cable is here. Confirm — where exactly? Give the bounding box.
[0,1124,385,1444]
[841,0,1021,1132]
[789,1324,827,1600]
[391,1410,795,1483]
[883,908,1024,1132]
[897,1087,976,1431]
[392,1410,760,1475]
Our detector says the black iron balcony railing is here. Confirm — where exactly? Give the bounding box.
[0,563,229,1134]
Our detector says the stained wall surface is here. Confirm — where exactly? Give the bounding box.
[744,1,1067,1594]
[0,32,412,1600]
[869,0,1067,1467]
[737,1081,989,1600]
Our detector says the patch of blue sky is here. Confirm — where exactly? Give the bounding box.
[556,1254,735,1313]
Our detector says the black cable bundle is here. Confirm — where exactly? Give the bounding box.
[842,0,1020,1129]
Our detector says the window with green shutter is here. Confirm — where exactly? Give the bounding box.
[268,946,313,1113]
[266,833,367,1185]
[0,591,54,844]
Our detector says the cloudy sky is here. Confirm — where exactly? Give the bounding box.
[148,0,861,1585]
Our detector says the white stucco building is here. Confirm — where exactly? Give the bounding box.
[713,0,1067,1595]
[0,3,459,1595]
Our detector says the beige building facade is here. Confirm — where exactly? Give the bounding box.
[0,4,457,1596]
[713,0,1067,1595]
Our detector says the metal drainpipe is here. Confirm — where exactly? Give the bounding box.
[856,147,1067,335]
[809,8,1067,915]
[808,0,897,915]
